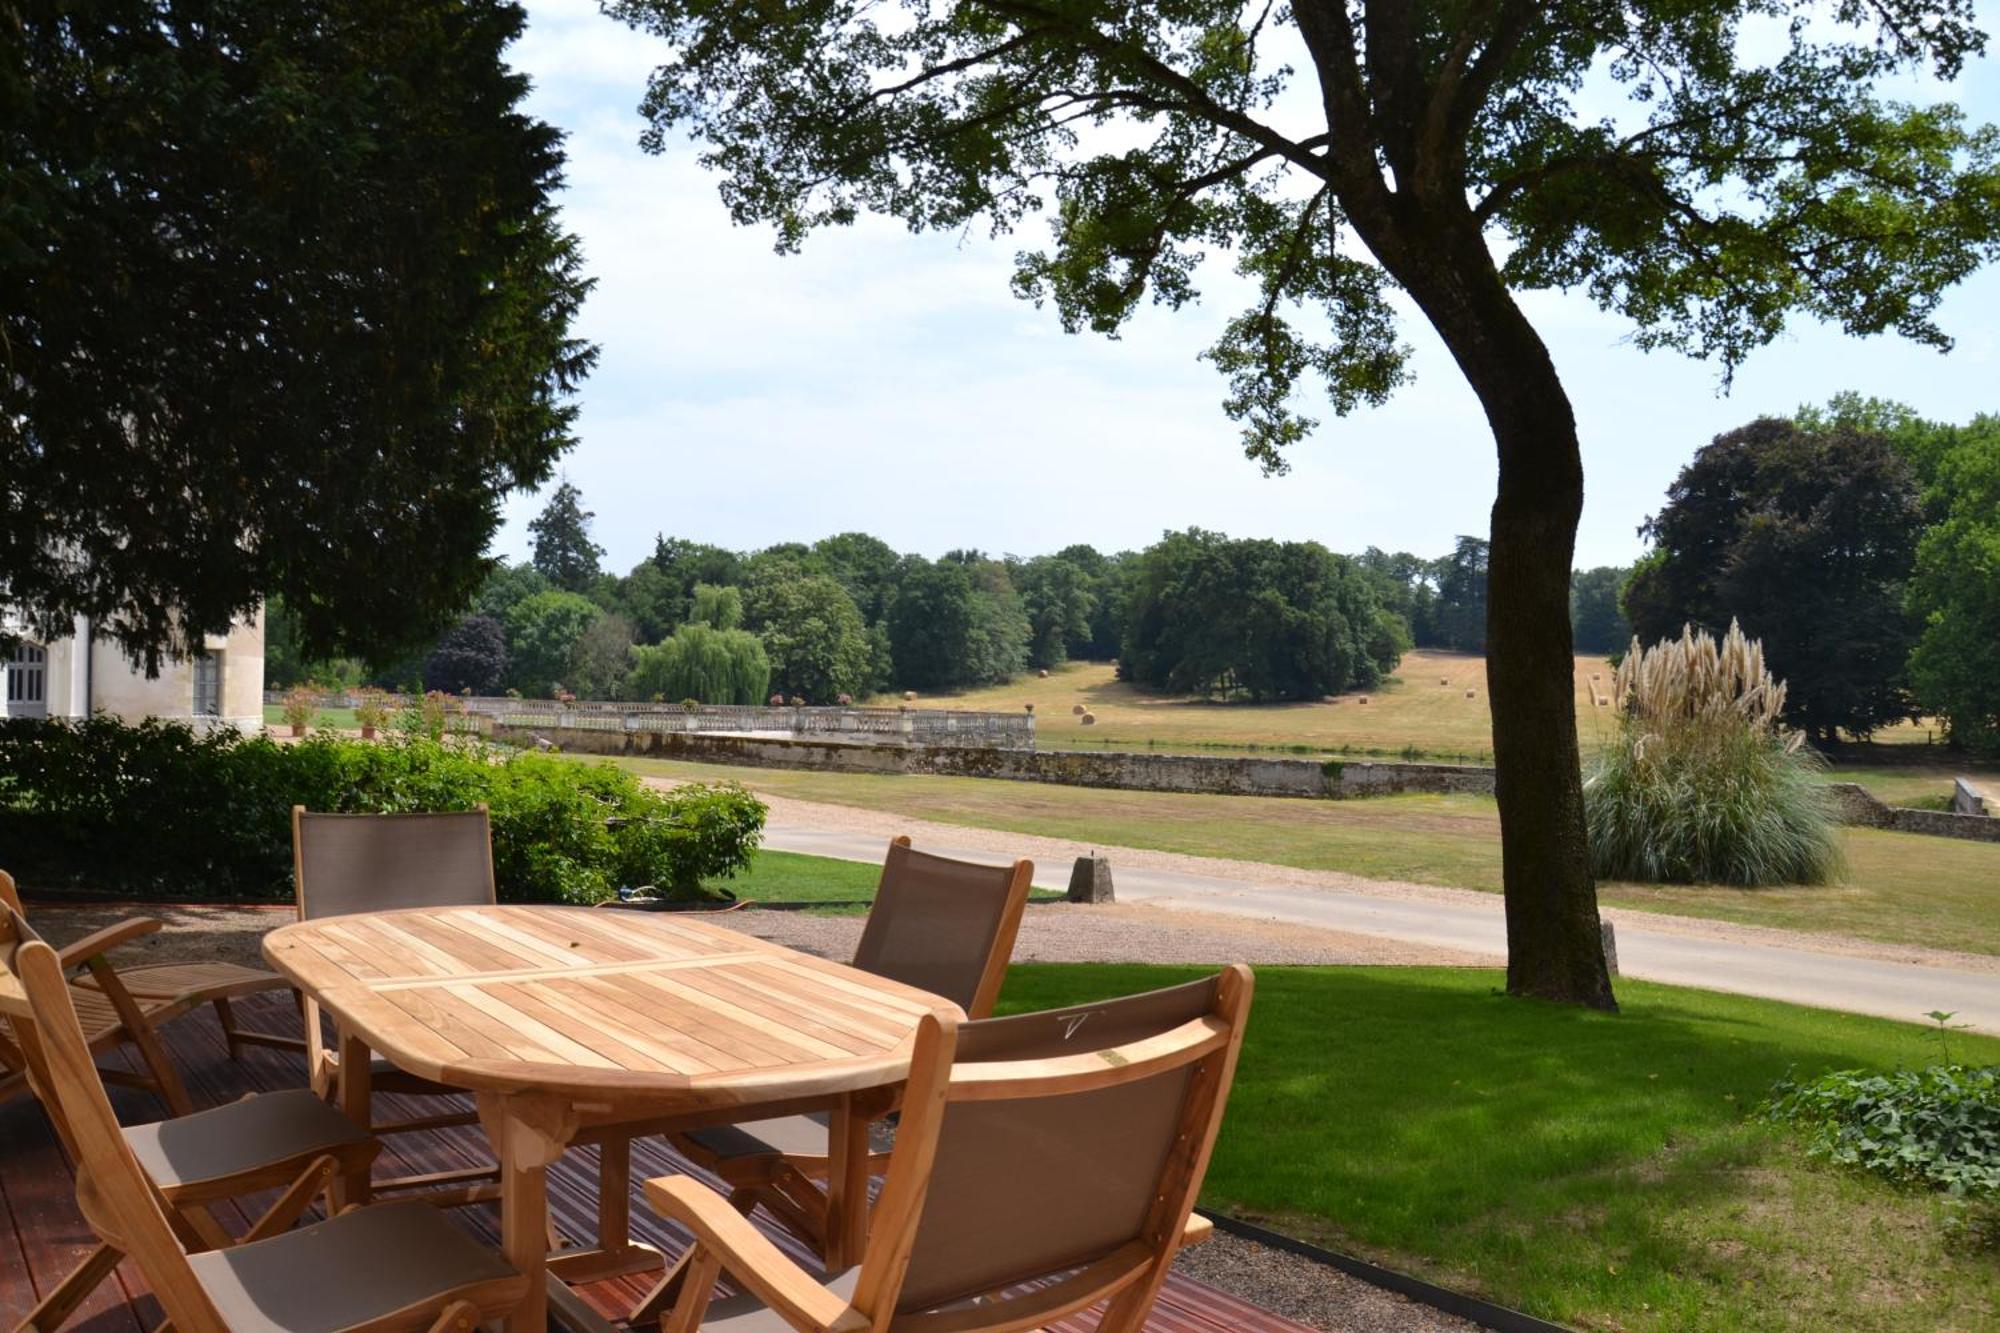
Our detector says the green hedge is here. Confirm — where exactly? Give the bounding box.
[0,718,765,903]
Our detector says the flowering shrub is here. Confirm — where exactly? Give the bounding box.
[280,684,319,731]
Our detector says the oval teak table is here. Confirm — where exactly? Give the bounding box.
[264,904,957,1333]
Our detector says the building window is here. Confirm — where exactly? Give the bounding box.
[5,642,47,718]
[192,652,222,717]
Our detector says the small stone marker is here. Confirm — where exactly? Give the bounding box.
[1068,855,1114,904]
[1601,920,1619,976]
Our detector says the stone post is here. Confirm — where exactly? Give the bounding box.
[1067,856,1114,904]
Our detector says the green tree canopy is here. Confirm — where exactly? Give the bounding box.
[604,0,2000,1006]
[744,566,875,703]
[1429,537,1490,654]
[1625,417,1924,740]
[1906,414,2000,755]
[2,0,594,670]
[504,590,602,698]
[885,557,977,692]
[813,532,903,623]
[1121,529,1400,700]
[628,623,770,705]
[565,612,635,701]
[1013,554,1096,669]
[1570,567,1632,657]
[529,481,607,593]
[689,583,745,631]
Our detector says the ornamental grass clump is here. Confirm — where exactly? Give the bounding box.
[1585,620,1842,886]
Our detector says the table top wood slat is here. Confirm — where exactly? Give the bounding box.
[264,906,955,1107]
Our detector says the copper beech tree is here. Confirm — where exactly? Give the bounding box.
[605,0,2000,1007]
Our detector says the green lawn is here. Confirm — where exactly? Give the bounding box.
[615,757,2000,955]
[705,848,1060,912]
[998,964,2000,1331]
[262,703,359,730]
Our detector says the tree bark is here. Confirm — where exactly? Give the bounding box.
[1372,218,1618,1011]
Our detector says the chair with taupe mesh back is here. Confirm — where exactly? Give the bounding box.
[0,903,525,1333]
[663,836,1034,1258]
[291,806,500,1203]
[1,902,382,1330]
[638,965,1254,1332]
[0,869,291,1117]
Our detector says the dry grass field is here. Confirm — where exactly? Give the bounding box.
[881,649,1631,761]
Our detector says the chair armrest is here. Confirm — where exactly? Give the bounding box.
[1181,1213,1214,1247]
[57,917,163,971]
[641,1176,864,1333]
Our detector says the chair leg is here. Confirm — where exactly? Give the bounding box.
[212,997,243,1061]
[122,1016,194,1117]
[19,1242,123,1332]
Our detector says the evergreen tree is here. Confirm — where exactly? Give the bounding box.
[529,482,606,593]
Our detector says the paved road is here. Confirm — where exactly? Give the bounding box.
[765,824,2000,1034]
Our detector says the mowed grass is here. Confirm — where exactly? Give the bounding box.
[882,651,1628,761]
[261,703,360,730]
[707,848,1060,913]
[997,965,2000,1331]
[615,757,2000,954]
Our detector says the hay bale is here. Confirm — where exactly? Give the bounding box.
[1037,668,1049,678]
[1465,690,1477,699]
[1356,696,1368,705]
[1079,712,1096,726]
[1440,677,1450,686]
[1071,703,1087,716]
[903,690,917,702]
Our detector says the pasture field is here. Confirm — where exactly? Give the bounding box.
[876,650,1621,761]
[611,757,2000,955]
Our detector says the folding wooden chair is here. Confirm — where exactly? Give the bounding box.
[3,901,382,1330]
[0,904,524,1333]
[664,836,1034,1258]
[291,807,502,1204]
[638,965,1254,1332]
[0,870,288,1116]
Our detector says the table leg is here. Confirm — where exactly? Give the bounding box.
[480,1092,579,1333]
[597,1134,631,1253]
[333,1026,373,1208]
[821,1093,872,1270]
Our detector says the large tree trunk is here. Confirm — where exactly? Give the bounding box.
[1389,224,1618,1011]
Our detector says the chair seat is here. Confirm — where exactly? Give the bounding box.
[683,1112,831,1163]
[186,1200,519,1333]
[63,983,155,1039]
[78,961,286,1003]
[124,1089,373,1191]
[695,1266,859,1331]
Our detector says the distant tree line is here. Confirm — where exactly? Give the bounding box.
[1624,397,2000,754]
[268,483,1643,707]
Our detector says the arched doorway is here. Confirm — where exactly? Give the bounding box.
[4,641,48,719]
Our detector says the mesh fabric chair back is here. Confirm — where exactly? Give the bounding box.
[0,907,226,1330]
[882,970,1249,1320]
[292,807,495,920]
[850,838,1032,1018]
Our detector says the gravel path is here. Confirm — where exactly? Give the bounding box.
[745,790,2000,975]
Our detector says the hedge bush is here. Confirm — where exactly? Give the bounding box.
[0,717,765,903]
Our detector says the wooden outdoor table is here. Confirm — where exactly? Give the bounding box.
[263,904,955,1333]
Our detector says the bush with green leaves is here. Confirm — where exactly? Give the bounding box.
[0,717,764,903]
[1765,1062,2000,1241]
[1585,622,1841,885]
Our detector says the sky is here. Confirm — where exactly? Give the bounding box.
[493,1,2000,574]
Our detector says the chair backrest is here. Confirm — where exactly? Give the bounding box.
[292,806,496,920]
[847,965,1254,1330]
[0,906,226,1332]
[850,837,1033,1019]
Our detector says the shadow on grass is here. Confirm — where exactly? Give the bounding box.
[997,963,2000,1330]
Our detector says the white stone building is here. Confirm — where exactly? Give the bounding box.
[2,612,266,732]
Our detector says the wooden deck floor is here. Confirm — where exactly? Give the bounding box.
[0,995,1311,1333]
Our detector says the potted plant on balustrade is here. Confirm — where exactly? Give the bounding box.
[354,688,390,741]
[280,683,318,737]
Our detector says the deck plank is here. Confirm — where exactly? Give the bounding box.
[1,996,1313,1332]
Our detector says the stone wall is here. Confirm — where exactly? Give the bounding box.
[1825,782,2000,844]
[496,724,1497,800]
[1953,777,1991,817]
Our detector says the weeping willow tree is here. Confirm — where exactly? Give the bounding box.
[628,624,770,705]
